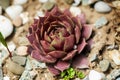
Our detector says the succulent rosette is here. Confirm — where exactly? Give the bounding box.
[27,6,92,75]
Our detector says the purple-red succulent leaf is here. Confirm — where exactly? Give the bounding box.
[75,25,81,44]
[48,51,67,58]
[40,40,55,53]
[47,64,60,76]
[44,32,51,42]
[62,50,77,61]
[27,34,35,44]
[31,50,56,63]
[51,35,64,50]
[54,61,70,72]
[77,38,87,53]
[64,35,75,52]
[77,13,86,25]
[72,54,89,69]
[82,24,92,40]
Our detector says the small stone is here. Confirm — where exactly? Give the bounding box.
[0,50,9,64]
[72,0,81,6]
[42,1,55,11]
[108,50,120,65]
[0,66,3,80]
[29,71,37,79]
[34,11,44,19]
[25,58,32,70]
[89,54,97,62]
[18,37,30,46]
[83,76,89,80]
[19,70,31,80]
[94,1,111,13]
[116,77,120,80]
[12,56,26,66]
[99,59,110,72]
[107,69,120,80]
[31,59,46,68]
[89,70,105,80]
[20,12,29,24]
[3,76,10,80]
[94,16,108,28]
[39,0,48,3]
[13,0,28,5]
[7,41,16,52]
[6,59,25,75]
[0,0,10,10]
[16,46,28,56]
[70,6,81,16]
[82,0,89,5]
[112,1,120,9]
[5,5,23,20]
[0,15,13,38]
[12,16,22,27]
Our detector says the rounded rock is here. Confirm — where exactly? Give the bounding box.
[12,16,22,27]
[6,59,25,75]
[70,6,81,16]
[109,50,120,65]
[5,5,23,20]
[99,59,110,72]
[13,0,28,5]
[39,0,48,3]
[94,1,111,13]
[0,15,13,38]
[16,46,28,56]
[89,70,105,80]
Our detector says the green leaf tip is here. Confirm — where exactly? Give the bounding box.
[0,32,12,58]
[0,32,7,47]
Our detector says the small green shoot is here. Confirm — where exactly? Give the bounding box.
[60,67,85,80]
[0,32,12,58]
[76,71,85,79]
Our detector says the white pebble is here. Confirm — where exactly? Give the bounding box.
[16,46,28,56]
[20,12,29,24]
[34,11,44,19]
[8,41,16,52]
[13,0,28,5]
[39,0,48,3]
[72,0,81,6]
[70,6,81,16]
[89,70,105,80]
[0,15,13,38]
[3,76,10,80]
[94,1,111,13]
[6,5,23,20]
[109,50,120,65]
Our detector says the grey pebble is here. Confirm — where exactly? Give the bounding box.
[99,59,110,72]
[116,77,120,80]
[94,1,111,13]
[83,76,89,80]
[0,66,3,80]
[6,59,25,75]
[107,69,120,80]
[94,16,108,28]
[89,54,97,62]
[19,70,31,80]
[12,56,27,66]
[42,1,55,10]
[25,57,46,71]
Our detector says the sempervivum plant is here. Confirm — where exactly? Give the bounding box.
[27,6,92,76]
